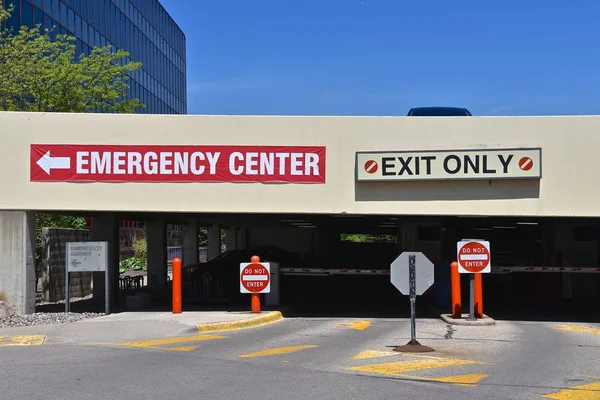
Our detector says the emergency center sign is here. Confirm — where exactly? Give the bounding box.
[355,147,541,182]
[30,145,326,183]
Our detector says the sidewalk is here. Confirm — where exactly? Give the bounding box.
[0,310,284,346]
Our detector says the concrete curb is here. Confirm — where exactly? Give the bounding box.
[196,311,284,333]
[440,313,496,326]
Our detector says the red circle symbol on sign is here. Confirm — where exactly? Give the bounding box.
[364,160,378,174]
[518,157,533,171]
[458,242,490,273]
[240,263,270,293]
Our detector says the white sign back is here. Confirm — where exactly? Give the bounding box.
[390,251,434,296]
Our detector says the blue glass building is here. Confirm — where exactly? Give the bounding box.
[2,0,186,114]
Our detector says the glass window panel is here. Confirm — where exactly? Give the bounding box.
[68,0,74,9]
[44,0,51,12]
[100,0,106,33]
[95,29,99,46]
[74,0,80,15]
[68,8,74,32]
[44,14,52,32]
[75,14,80,36]
[76,39,82,57]
[34,0,43,10]
[94,0,100,28]
[51,0,59,20]
[59,1,66,27]
[18,1,30,27]
[108,2,114,38]
[34,7,44,27]
[82,20,87,42]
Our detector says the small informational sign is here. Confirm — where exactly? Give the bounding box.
[240,262,271,294]
[355,147,542,182]
[65,241,109,315]
[457,240,491,274]
[66,241,108,272]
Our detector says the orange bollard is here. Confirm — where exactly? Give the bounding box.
[474,273,483,318]
[172,257,182,314]
[251,293,261,313]
[250,255,261,313]
[450,261,461,319]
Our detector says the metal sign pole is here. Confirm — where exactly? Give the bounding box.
[409,254,417,343]
[393,252,434,353]
[65,257,70,314]
[105,243,110,315]
[467,273,476,321]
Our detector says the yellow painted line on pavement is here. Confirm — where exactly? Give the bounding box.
[348,356,481,376]
[429,373,489,386]
[118,334,227,349]
[0,335,46,346]
[542,381,600,399]
[335,320,371,331]
[554,324,600,335]
[351,350,400,360]
[238,345,318,359]
[162,345,199,352]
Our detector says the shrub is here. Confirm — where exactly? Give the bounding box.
[119,257,147,274]
[132,236,147,259]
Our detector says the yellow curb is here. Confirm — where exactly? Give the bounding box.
[197,311,284,334]
[0,335,46,346]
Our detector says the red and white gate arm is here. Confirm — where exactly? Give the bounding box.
[279,268,390,276]
[280,266,600,276]
[492,266,600,273]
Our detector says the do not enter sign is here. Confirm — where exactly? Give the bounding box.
[240,262,271,293]
[457,240,491,273]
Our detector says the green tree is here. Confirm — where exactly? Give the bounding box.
[1,3,145,274]
[0,3,144,113]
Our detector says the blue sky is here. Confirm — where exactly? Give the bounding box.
[160,0,600,116]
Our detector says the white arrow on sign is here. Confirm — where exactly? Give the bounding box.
[36,151,70,175]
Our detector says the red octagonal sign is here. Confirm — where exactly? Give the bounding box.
[240,262,271,293]
[457,240,491,273]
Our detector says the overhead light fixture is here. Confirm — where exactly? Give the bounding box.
[473,227,492,231]
[297,225,316,228]
[517,222,538,225]
[281,219,306,223]
[493,226,516,229]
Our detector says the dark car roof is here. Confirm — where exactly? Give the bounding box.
[407,107,472,116]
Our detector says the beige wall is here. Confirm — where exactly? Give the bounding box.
[1,111,599,217]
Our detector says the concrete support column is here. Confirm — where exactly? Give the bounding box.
[225,227,238,252]
[147,219,167,301]
[0,211,36,315]
[237,227,247,249]
[182,221,199,266]
[554,226,572,299]
[207,224,221,260]
[90,213,119,310]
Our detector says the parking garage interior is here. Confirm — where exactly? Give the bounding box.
[35,211,600,323]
